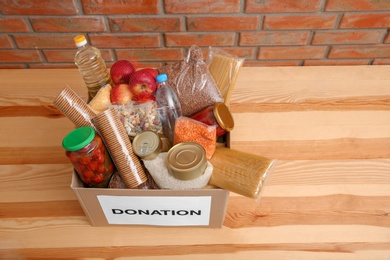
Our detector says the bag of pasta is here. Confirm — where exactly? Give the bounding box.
[209,147,276,202]
[207,47,244,105]
[159,45,224,117]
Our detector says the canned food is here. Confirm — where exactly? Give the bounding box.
[62,126,114,188]
[166,142,207,181]
[190,102,234,137]
[132,131,162,160]
[159,133,172,152]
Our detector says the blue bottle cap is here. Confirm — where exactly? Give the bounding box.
[156,74,168,83]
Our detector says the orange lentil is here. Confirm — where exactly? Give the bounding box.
[173,117,216,159]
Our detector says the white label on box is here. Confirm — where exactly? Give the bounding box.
[97,195,212,226]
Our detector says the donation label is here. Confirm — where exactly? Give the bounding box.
[97,195,212,226]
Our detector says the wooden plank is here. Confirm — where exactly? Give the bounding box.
[231,111,390,141]
[0,147,69,165]
[0,69,85,97]
[2,244,390,260]
[1,66,390,259]
[3,159,390,203]
[1,217,390,247]
[230,138,390,160]
[0,164,75,203]
[0,117,74,147]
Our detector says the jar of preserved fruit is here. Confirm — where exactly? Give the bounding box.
[190,102,234,137]
[62,126,114,188]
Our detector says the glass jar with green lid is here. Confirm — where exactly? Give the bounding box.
[62,126,114,188]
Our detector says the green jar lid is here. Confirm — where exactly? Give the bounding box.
[62,126,95,151]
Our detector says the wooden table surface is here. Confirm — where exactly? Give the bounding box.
[1,66,390,259]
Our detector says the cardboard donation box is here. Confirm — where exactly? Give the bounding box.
[59,45,251,229]
[71,172,230,228]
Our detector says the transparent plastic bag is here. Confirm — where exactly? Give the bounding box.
[207,47,245,105]
[209,147,276,202]
[110,101,162,137]
[88,84,112,114]
[159,45,223,117]
[143,153,213,190]
[173,116,216,159]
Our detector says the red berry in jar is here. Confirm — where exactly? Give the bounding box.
[95,135,105,151]
[88,161,99,171]
[62,126,114,188]
[83,170,94,180]
[93,173,104,184]
[96,164,105,173]
[96,154,105,164]
[78,156,92,165]
[79,164,87,172]
[93,148,102,159]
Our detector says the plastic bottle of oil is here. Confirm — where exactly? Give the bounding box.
[73,35,112,102]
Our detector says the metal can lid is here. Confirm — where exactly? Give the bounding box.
[166,142,207,181]
[132,131,161,160]
[213,102,234,132]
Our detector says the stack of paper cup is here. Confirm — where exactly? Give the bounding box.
[53,86,97,129]
[93,107,148,188]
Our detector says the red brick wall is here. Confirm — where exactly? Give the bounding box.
[1,0,389,68]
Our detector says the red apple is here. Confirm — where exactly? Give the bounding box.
[137,68,159,78]
[110,83,134,105]
[110,60,135,85]
[128,70,157,102]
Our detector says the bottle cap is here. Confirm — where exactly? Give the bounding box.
[213,102,235,132]
[156,73,168,83]
[166,142,207,181]
[62,126,95,151]
[74,35,88,47]
[132,131,162,160]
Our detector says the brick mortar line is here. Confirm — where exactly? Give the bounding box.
[3,10,390,19]
[74,0,85,15]
[24,10,390,18]
[256,14,263,30]
[307,31,315,45]
[158,0,165,15]
[319,0,327,12]
[5,29,387,36]
[380,29,389,44]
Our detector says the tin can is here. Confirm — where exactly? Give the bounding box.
[62,126,114,188]
[190,102,234,137]
[166,142,207,180]
[132,131,162,160]
[159,133,172,152]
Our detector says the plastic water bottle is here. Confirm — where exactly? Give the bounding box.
[73,35,112,102]
[155,74,182,143]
